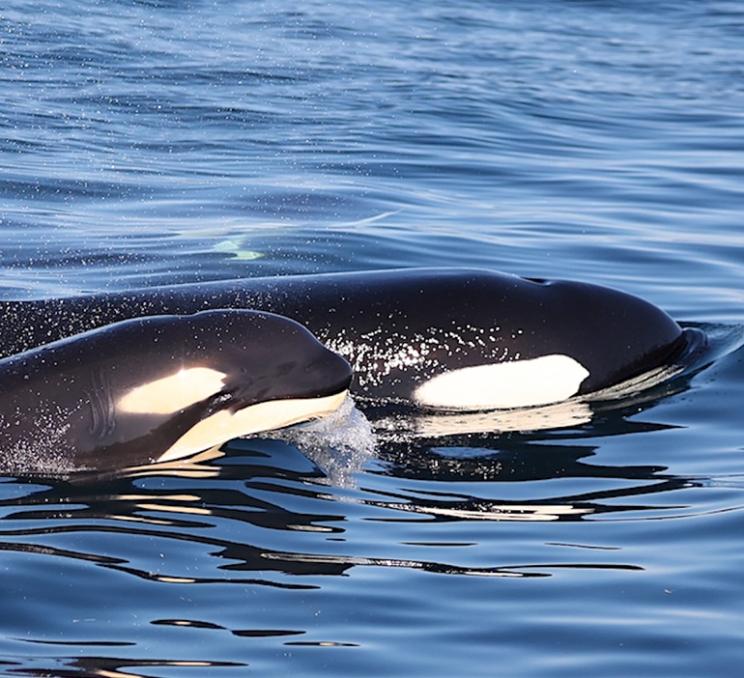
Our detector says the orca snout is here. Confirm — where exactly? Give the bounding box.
[306,347,353,398]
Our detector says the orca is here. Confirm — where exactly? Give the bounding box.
[0,310,352,474]
[0,268,698,411]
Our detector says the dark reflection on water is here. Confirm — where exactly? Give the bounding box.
[7,656,245,678]
[0,435,655,582]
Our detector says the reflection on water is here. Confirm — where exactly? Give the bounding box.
[0,449,653,595]
[7,655,244,678]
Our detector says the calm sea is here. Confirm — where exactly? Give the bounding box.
[1,0,744,675]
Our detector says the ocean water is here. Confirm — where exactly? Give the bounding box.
[1,0,744,675]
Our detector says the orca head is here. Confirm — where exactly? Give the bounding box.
[113,310,352,463]
[345,274,593,411]
[409,275,684,412]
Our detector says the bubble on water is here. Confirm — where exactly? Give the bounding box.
[272,396,377,487]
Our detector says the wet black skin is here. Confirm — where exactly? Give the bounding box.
[0,268,688,403]
[0,310,352,473]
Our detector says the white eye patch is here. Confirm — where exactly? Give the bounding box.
[118,367,227,415]
[413,354,590,411]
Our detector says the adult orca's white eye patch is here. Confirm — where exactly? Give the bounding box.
[118,367,227,415]
[413,354,590,411]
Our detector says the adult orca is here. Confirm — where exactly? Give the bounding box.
[0,269,699,411]
[0,310,352,474]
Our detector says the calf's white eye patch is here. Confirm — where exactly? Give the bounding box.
[118,367,227,415]
[413,354,589,411]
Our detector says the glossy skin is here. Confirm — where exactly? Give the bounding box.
[0,310,352,473]
[0,269,688,404]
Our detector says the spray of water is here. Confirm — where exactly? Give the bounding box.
[272,395,377,487]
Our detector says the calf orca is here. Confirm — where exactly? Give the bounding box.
[0,310,352,474]
[0,268,698,411]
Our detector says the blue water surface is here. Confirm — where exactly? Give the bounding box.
[1,0,744,675]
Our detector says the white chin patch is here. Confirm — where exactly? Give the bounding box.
[413,354,590,411]
[157,389,349,463]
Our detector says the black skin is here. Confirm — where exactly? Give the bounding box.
[0,310,352,472]
[0,268,687,402]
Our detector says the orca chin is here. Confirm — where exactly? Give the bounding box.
[0,268,698,414]
[0,310,352,475]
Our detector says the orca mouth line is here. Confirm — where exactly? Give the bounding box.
[678,322,744,369]
[668,327,711,374]
[584,326,710,404]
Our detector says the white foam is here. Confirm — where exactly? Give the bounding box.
[272,395,376,487]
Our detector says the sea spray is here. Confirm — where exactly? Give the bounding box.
[272,395,377,487]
